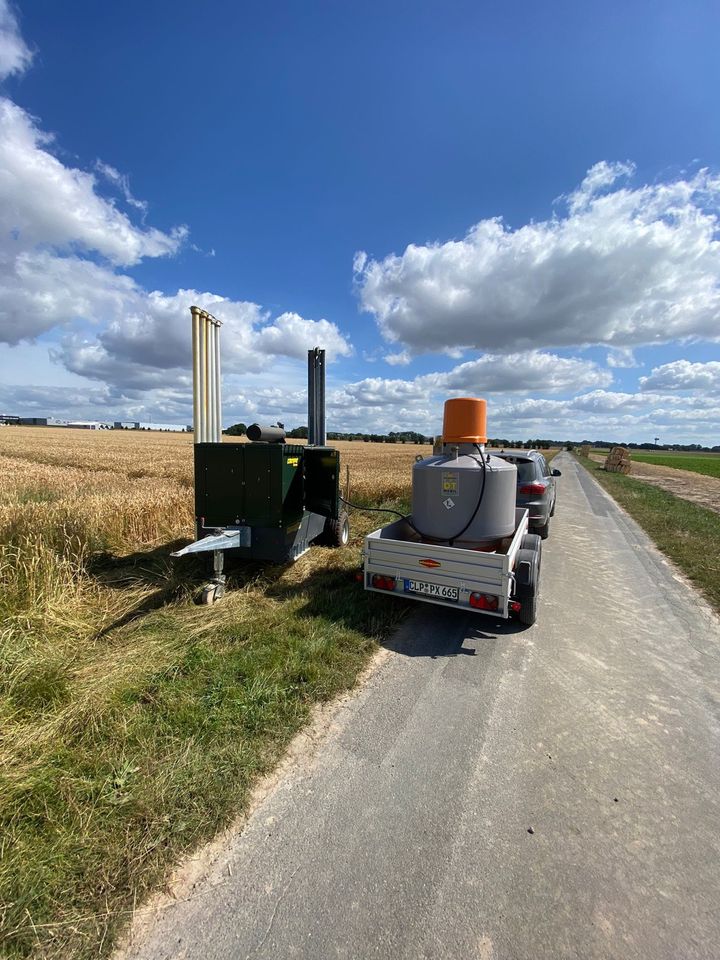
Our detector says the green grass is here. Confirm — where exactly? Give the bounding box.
[576,459,720,614]
[0,505,410,960]
[628,451,720,479]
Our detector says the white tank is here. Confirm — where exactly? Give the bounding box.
[412,448,517,544]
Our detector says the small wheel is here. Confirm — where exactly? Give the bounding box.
[514,546,540,626]
[199,584,218,605]
[321,511,350,547]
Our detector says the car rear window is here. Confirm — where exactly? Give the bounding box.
[498,457,536,482]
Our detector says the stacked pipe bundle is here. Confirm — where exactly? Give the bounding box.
[604,446,632,474]
[190,306,222,443]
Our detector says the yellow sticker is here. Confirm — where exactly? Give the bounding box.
[287,457,299,467]
[442,472,458,495]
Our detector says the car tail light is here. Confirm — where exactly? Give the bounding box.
[469,592,498,610]
[518,482,547,495]
[371,574,397,591]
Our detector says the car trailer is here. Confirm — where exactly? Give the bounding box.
[363,508,541,624]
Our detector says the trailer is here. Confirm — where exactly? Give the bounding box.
[363,508,541,624]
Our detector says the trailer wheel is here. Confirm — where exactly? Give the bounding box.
[520,533,542,557]
[514,546,540,626]
[321,511,350,547]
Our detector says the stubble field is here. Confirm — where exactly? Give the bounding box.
[0,427,425,958]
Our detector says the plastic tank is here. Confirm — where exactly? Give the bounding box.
[412,451,517,544]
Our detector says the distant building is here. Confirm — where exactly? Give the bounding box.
[20,416,48,426]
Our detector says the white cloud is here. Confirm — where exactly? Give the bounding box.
[0,98,186,271]
[254,311,352,362]
[385,350,411,366]
[639,359,720,393]
[0,0,31,80]
[95,160,148,216]
[355,164,720,355]
[0,92,351,385]
[606,348,639,369]
[440,351,611,393]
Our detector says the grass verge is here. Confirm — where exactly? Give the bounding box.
[0,499,410,959]
[575,458,720,614]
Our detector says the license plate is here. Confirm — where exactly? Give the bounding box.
[404,579,458,601]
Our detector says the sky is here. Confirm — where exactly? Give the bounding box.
[0,0,719,443]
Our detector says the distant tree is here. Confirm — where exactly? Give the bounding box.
[224,422,247,436]
[287,425,309,439]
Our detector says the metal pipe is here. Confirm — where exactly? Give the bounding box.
[208,318,216,442]
[246,424,286,443]
[214,321,222,439]
[202,312,209,442]
[191,306,201,443]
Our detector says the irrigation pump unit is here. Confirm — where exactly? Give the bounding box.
[172,307,349,603]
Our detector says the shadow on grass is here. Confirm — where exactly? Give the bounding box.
[266,561,530,657]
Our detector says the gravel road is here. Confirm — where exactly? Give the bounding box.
[120,452,720,960]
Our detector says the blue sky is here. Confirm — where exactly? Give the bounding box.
[0,0,719,442]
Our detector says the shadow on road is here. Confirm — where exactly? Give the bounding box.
[384,604,529,659]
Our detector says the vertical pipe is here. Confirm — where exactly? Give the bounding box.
[203,313,211,443]
[307,349,316,446]
[208,317,216,443]
[214,321,222,441]
[190,306,201,444]
[197,312,203,443]
[317,349,326,446]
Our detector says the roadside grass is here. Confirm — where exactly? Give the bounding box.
[575,459,720,614]
[1,511,410,960]
[628,451,720,479]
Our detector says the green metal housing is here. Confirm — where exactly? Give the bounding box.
[194,442,340,563]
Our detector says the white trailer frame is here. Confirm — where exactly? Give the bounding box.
[363,508,530,618]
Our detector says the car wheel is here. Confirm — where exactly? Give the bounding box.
[533,519,550,540]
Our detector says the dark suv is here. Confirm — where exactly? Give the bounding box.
[493,450,561,539]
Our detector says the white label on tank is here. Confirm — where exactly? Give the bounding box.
[443,497,456,510]
[442,472,459,495]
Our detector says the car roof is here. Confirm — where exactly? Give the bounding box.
[493,449,542,459]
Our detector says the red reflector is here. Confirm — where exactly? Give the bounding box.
[469,592,499,610]
[371,574,397,591]
[510,600,522,613]
[518,482,547,495]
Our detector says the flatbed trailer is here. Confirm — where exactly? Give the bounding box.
[363,508,541,624]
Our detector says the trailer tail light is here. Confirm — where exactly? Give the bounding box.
[510,600,522,613]
[371,574,397,591]
[518,482,547,495]
[469,592,498,610]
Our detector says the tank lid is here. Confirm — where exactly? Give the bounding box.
[442,397,487,445]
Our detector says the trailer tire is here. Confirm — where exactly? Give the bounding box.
[321,511,350,548]
[520,533,542,557]
[515,546,540,626]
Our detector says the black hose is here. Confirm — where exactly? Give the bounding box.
[340,443,489,545]
[447,445,487,546]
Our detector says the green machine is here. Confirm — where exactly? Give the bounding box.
[172,308,349,603]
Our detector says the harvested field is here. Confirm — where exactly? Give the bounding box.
[589,449,720,515]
